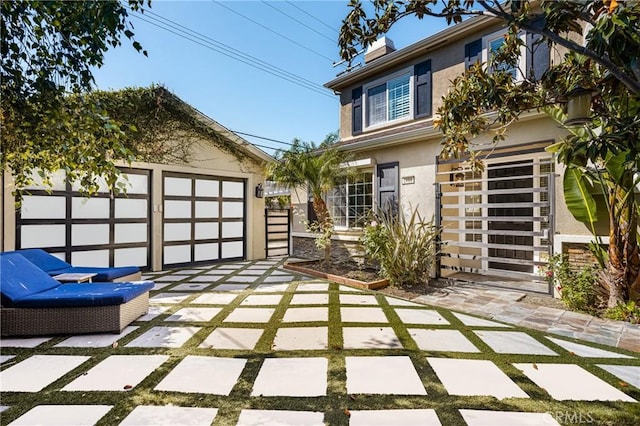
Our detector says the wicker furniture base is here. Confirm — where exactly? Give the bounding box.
[1,293,149,337]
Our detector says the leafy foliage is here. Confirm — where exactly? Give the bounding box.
[267,139,353,262]
[339,0,640,307]
[361,206,439,287]
[543,254,604,314]
[604,300,640,324]
[1,0,151,196]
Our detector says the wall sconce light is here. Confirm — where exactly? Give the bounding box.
[560,86,598,126]
[255,183,264,198]
[450,167,465,187]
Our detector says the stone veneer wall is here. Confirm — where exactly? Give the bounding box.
[292,235,366,265]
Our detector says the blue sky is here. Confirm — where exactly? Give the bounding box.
[93,0,448,156]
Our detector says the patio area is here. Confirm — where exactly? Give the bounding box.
[1,258,638,425]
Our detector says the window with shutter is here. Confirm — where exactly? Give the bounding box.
[352,87,363,135]
[464,39,482,70]
[414,60,432,118]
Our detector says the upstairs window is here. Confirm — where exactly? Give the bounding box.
[366,74,411,127]
[482,29,529,82]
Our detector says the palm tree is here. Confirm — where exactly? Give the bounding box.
[267,138,352,263]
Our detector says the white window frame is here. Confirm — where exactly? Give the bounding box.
[328,170,374,230]
[482,28,527,82]
[363,68,413,130]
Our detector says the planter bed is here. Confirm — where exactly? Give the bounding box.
[283,260,389,290]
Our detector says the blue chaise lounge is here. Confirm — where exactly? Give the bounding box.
[12,248,142,282]
[0,252,154,336]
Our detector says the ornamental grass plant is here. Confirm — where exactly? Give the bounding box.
[361,206,439,287]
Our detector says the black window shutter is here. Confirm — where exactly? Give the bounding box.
[464,38,482,70]
[527,17,550,81]
[352,87,363,135]
[414,60,432,118]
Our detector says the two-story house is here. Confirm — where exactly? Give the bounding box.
[292,13,598,291]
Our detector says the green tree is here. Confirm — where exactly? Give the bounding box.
[339,0,640,306]
[1,0,150,196]
[267,138,353,263]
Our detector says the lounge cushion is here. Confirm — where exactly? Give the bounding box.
[0,252,61,306]
[46,266,141,281]
[13,249,141,281]
[13,281,155,308]
[13,248,71,272]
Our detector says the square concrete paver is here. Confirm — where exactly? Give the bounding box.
[282,307,328,323]
[341,307,388,323]
[200,328,264,350]
[227,276,260,283]
[55,326,138,348]
[237,409,324,426]
[597,365,640,389]
[346,356,426,395]
[339,285,363,292]
[155,275,190,282]
[262,275,294,283]
[150,293,192,304]
[191,293,238,304]
[339,294,379,305]
[409,329,480,352]
[119,405,219,426]
[394,309,449,325]
[514,363,636,401]
[62,355,168,392]
[224,308,275,323]
[290,293,329,305]
[384,297,425,307]
[189,275,224,283]
[452,312,513,328]
[170,283,211,291]
[546,336,633,358]
[348,409,441,425]
[296,283,330,292]
[427,358,529,399]
[125,326,200,348]
[342,327,402,349]
[137,305,172,321]
[272,327,328,350]
[255,283,291,292]
[252,357,327,396]
[0,355,90,392]
[155,356,246,395]
[0,337,51,348]
[474,331,557,355]
[241,294,283,306]
[459,409,560,426]
[7,405,112,426]
[165,307,222,322]
[0,355,15,364]
[212,283,250,292]
[152,283,172,291]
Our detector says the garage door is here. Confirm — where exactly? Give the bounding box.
[16,169,151,269]
[162,172,245,268]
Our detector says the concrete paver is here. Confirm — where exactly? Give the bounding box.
[1,258,637,426]
[7,405,113,426]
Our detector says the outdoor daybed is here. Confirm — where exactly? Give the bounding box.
[0,252,154,337]
[12,248,142,282]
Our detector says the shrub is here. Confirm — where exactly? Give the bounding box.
[543,254,603,314]
[361,206,439,287]
[604,301,640,324]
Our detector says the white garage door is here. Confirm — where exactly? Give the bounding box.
[16,169,151,269]
[162,172,245,267]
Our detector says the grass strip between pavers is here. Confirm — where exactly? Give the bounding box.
[1,259,639,426]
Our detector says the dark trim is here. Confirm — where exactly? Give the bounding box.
[352,86,363,135]
[414,60,432,118]
[15,168,152,271]
[464,38,482,70]
[162,171,247,268]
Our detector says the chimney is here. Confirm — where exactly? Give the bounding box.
[364,37,396,63]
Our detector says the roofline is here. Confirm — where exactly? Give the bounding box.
[324,14,498,90]
[190,107,275,164]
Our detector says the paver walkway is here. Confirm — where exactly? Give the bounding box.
[1,258,638,425]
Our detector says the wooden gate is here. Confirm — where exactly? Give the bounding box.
[265,208,291,257]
